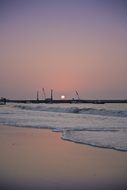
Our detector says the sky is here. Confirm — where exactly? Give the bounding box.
[0,0,127,99]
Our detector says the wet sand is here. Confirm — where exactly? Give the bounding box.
[0,125,127,190]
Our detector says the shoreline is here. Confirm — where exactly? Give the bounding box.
[61,136,127,153]
[0,125,127,190]
[1,124,127,152]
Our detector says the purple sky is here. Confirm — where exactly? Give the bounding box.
[0,0,127,99]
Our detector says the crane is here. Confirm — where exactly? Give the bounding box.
[37,91,39,101]
[42,88,46,100]
[75,90,80,101]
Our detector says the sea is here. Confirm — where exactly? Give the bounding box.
[0,103,127,151]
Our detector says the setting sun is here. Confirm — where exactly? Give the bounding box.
[61,95,65,100]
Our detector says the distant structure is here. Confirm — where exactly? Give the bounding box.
[42,88,46,100]
[51,89,53,102]
[75,90,80,101]
[0,97,6,105]
[41,88,53,103]
[37,91,39,101]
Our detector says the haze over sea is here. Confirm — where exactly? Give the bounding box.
[0,103,127,151]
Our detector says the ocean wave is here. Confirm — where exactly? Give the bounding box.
[0,103,127,151]
[14,104,127,117]
[62,130,127,151]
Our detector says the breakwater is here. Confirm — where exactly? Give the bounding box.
[6,99,127,104]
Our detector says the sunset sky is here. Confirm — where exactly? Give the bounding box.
[0,0,127,99]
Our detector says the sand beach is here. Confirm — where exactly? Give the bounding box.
[0,125,127,190]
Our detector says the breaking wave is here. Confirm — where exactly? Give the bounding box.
[62,130,127,151]
[14,104,127,117]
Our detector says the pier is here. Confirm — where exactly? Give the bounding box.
[5,99,127,104]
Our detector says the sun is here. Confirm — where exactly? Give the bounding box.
[61,95,65,100]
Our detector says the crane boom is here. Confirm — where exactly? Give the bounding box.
[42,88,46,100]
[75,90,80,100]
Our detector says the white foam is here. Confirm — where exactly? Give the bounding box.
[62,130,127,151]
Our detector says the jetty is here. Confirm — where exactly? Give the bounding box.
[2,89,127,104]
[0,97,6,105]
[5,99,127,104]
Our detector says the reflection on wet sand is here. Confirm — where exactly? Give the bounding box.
[0,125,127,190]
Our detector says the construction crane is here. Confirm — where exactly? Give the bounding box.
[51,89,53,101]
[37,91,39,101]
[42,88,46,100]
[75,90,80,100]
